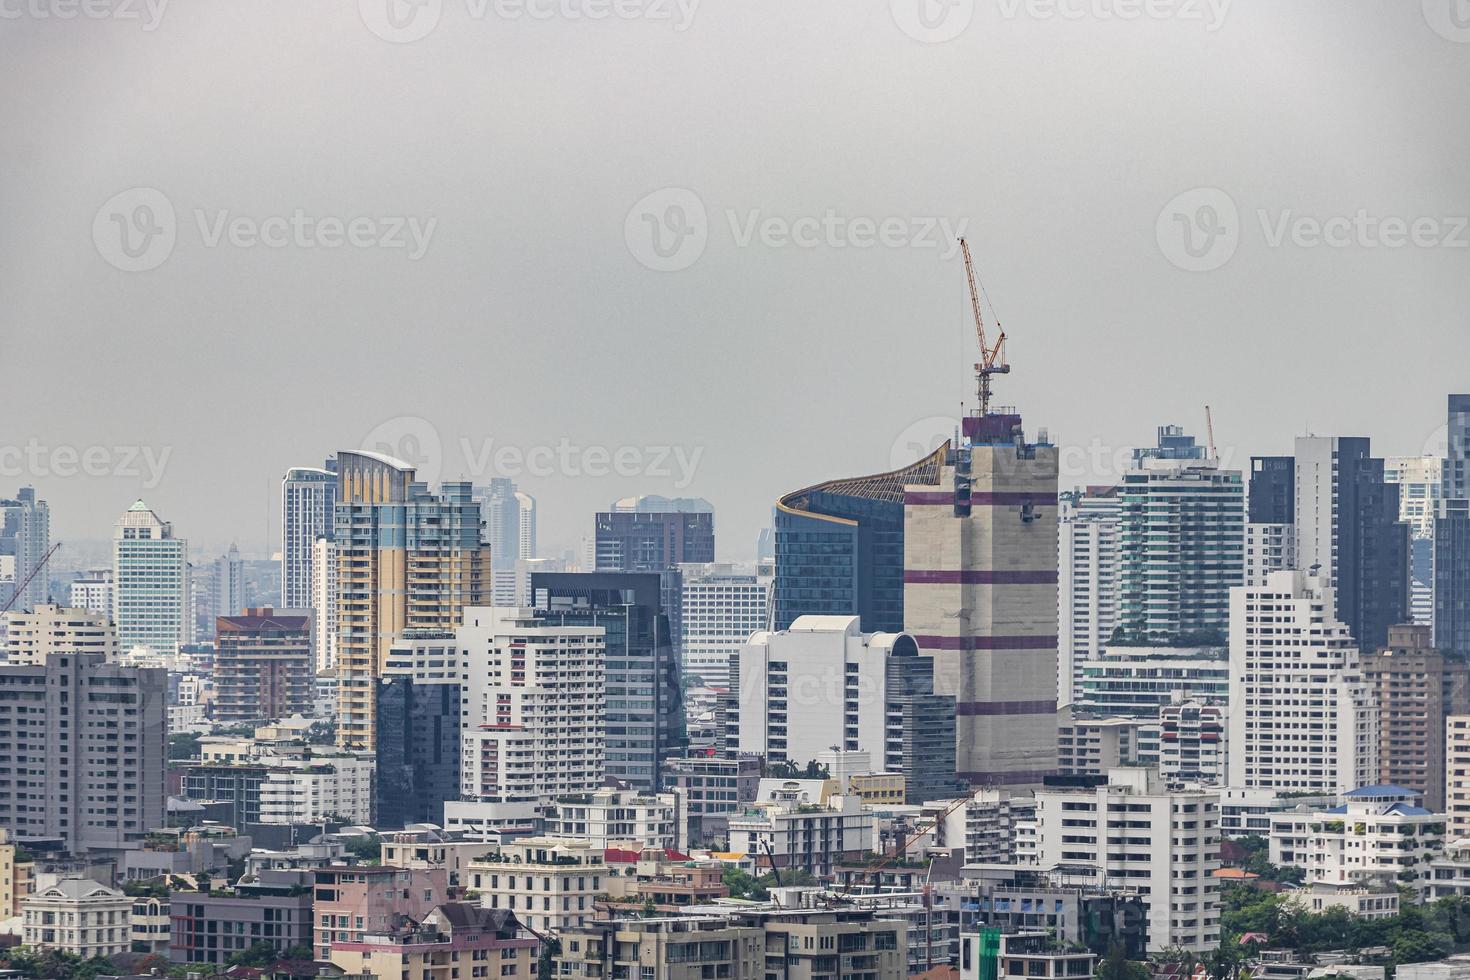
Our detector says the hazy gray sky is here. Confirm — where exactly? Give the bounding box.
[3,0,1468,563]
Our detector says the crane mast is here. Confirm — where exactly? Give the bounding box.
[959,237,1010,416]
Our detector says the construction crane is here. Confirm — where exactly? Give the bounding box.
[1205,405,1218,462]
[0,542,60,615]
[959,237,1010,416]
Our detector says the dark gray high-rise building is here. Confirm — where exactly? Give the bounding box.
[0,652,166,855]
[532,571,683,792]
[1436,395,1470,657]
[594,497,715,659]
[1248,456,1295,525]
[375,631,463,829]
[884,646,960,804]
[1295,436,1410,651]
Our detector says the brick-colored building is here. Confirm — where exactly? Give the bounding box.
[311,865,448,961]
[215,608,314,723]
[1362,624,1470,810]
[328,903,539,980]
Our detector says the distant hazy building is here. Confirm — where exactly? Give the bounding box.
[333,451,491,752]
[68,569,113,619]
[903,411,1060,790]
[112,500,190,656]
[533,572,682,792]
[3,604,118,665]
[1360,624,1469,811]
[1229,570,1378,795]
[210,544,244,625]
[679,562,769,681]
[214,607,314,723]
[1118,426,1244,644]
[0,652,166,853]
[1058,486,1121,706]
[280,463,337,610]
[0,487,49,614]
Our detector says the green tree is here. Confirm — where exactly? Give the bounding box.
[1099,942,1150,980]
[168,732,202,760]
[227,941,283,968]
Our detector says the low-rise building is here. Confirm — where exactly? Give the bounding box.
[0,829,34,919]
[311,865,449,962]
[662,754,761,846]
[542,788,684,852]
[464,837,604,936]
[327,903,539,980]
[961,931,1098,980]
[379,829,495,889]
[727,790,875,877]
[1291,881,1400,919]
[1269,786,1445,894]
[129,894,170,954]
[23,879,131,958]
[556,906,908,980]
[169,869,315,965]
[596,852,728,917]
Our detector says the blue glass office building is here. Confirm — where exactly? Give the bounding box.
[772,444,946,633]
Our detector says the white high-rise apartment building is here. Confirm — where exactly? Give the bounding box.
[1058,487,1121,705]
[680,562,769,682]
[1447,715,1470,840]
[310,536,336,673]
[68,570,113,619]
[280,465,337,610]
[112,500,190,656]
[3,604,118,665]
[1228,570,1379,795]
[458,607,605,804]
[1028,768,1220,952]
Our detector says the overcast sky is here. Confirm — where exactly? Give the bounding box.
[3,0,1468,564]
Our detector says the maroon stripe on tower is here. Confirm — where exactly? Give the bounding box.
[955,699,1058,716]
[904,570,1059,585]
[970,492,1057,506]
[911,634,1058,651]
[903,491,954,505]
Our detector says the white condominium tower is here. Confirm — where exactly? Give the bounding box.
[457,606,605,804]
[1058,486,1120,706]
[112,500,190,656]
[679,562,769,682]
[280,463,337,610]
[1228,569,1378,795]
